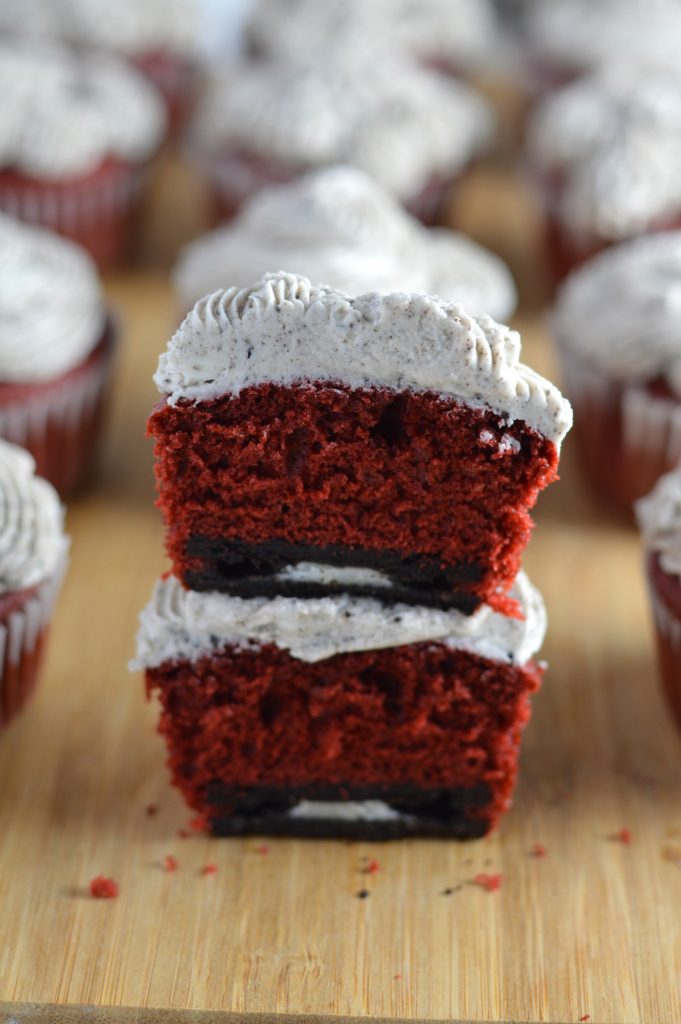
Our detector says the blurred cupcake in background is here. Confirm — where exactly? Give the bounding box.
[552,233,681,513]
[174,166,517,319]
[0,0,201,131]
[0,43,166,269]
[0,214,116,497]
[527,67,681,285]
[244,0,502,81]
[636,465,681,732]
[0,440,69,730]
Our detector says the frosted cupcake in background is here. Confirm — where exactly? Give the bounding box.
[552,233,681,513]
[174,166,517,320]
[527,67,681,286]
[0,43,166,269]
[0,440,69,730]
[0,214,116,497]
[637,466,681,732]
[190,44,494,227]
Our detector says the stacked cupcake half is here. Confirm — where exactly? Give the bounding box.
[134,271,572,839]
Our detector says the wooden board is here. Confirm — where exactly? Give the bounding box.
[1,158,681,1024]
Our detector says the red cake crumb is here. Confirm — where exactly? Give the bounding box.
[612,828,632,845]
[579,1015,591,1022]
[393,974,402,981]
[162,855,179,873]
[530,843,547,858]
[177,829,190,839]
[150,384,559,616]
[473,873,503,892]
[89,875,119,899]
[202,863,218,875]
[145,803,158,817]
[362,859,381,875]
[189,815,207,832]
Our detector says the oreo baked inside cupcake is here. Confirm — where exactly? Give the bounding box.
[0,440,69,729]
[0,42,166,268]
[0,214,116,496]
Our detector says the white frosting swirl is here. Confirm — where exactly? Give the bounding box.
[245,0,500,71]
[193,47,494,200]
[0,43,166,179]
[528,67,681,240]
[553,232,681,388]
[174,167,517,321]
[0,0,200,56]
[132,571,546,668]
[526,0,681,77]
[156,271,572,445]
[636,465,681,580]
[0,440,68,592]
[0,214,105,382]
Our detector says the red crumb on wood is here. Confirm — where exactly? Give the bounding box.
[89,876,119,899]
[202,864,218,875]
[162,855,179,873]
[579,1015,591,1021]
[530,842,547,858]
[362,859,381,875]
[612,828,632,845]
[145,803,158,817]
[177,829,190,839]
[255,844,269,855]
[473,872,503,892]
[393,974,402,981]
[189,815,207,832]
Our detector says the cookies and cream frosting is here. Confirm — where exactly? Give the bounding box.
[174,167,517,321]
[0,440,68,592]
[132,571,546,668]
[155,271,572,445]
[636,467,681,581]
[553,233,681,389]
[528,67,681,240]
[0,43,166,179]
[0,214,105,382]
[193,48,493,200]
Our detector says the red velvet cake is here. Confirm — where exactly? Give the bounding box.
[133,572,546,838]
[150,273,571,618]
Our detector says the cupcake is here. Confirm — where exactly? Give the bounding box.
[0,440,69,729]
[244,0,501,79]
[190,45,494,227]
[0,0,201,131]
[527,67,681,285]
[636,466,681,732]
[174,166,517,320]
[0,42,166,269]
[0,213,115,497]
[552,233,681,513]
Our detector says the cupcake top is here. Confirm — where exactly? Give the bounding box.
[174,167,517,321]
[245,0,500,72]
[156,271,572,444]
[0,214,105,383]
[192,48,494,200]
[0,43,166,179]
[133,570,546,668]
[0,440,68,593]
[525,0,681,78]
[553,233,681,390]
[636,466,681,580]
[0,0,200,57]
[528,67,681,240]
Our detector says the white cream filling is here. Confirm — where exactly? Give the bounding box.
[287,800,412,823]
[274,562,393,590]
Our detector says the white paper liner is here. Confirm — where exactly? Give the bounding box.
[648,574,681,651]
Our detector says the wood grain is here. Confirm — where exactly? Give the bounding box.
[0,157,680,1024]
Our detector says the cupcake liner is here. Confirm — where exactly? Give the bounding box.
[559,346,680,512]
[0,161,149,270]
[131,52,197,134]
[645,556,681,731]
[0,317,117,498]
[201,151,297,224]
[404,172,458,228]
[0,551,69,729]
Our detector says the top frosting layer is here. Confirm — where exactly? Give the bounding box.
[0,0,200,56]
[0,43,166,178]
[553,232,681,388]
[526,0,681,77]
[132,570,547,668]
[155,271,572,445]
[174,167,517,321]
[0,440,68,592]
[0,214,105,382]
[245,0,500,71]
[192,47,494,199]
[528,67,681,239]
[636,466,681,581]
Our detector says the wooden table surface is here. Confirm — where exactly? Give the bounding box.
[1,154,680,1024]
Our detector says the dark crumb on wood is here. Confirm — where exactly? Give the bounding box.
[356,889,370,899]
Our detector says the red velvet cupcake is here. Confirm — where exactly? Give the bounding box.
[0,214,116,497]
[0,43,166,269]
[190,45,494,228]
[0,440,69,729]
[636,467,681,732]
[552,233,681,514]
